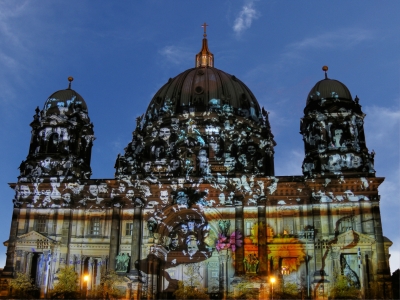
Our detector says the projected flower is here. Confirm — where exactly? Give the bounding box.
[216,230,243,252]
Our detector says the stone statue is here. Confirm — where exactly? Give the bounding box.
[147,218,157,238]
[116,252,130,272]
[218,220,231,237]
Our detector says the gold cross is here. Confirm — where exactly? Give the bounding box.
[201,22,208,36]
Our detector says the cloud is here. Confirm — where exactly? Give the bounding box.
[364,105,400,145]
[282,28,374,62]
[158,45,192,65]
[233,1,259,35]
[275,149,303,176]
[292,28,372,50]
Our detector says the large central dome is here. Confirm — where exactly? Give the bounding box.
[115,31,276,179]
[146,67,262,122]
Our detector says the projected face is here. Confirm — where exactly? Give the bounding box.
[159,128,171,141]
[247,145,256,156]
[154,146,164,158]
[126,189,134,200]
[224,156,236,169]
[170,181,177,191]
[89,185,98,197]
[170,233,179,248]
[188,221,195,232]
[171,118,179,130]
[160,190,169,205]
[179,224,189,235]
[41,157,52,170]
[186,235,199,257]
[144,161,152,173]
[62,193,71,203]
[218,193,226,203]
[151,129,158,138]
[333,129,343,147]
[176,192,189,206]
[19,185,31,199]
[352,156,362,168]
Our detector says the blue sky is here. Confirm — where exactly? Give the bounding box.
[0,1,399,271]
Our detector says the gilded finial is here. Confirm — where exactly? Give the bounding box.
[322,66,328,79]
[195,23,214,68]
[68,76,74,89]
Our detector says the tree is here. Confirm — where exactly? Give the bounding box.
[173,263,209,300]
[227,275,262,300]
[9,272,38,299]
[173,281,210,300]
[93,268,124,300]
[280,282,300,299]
[51,266,79,299]
[330,275,360,299]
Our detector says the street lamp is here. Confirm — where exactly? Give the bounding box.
[270,277,276,300]
[83,274,89,299]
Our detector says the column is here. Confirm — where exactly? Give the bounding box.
[235,205,244,275]
[258,205,267,275]
[130,207,142,274]
[25,252,33,276]
[88,257,94,292]
[218,250,229,299]
[3,208,20,275]
[80,256,86,290]
[109,207,120,271]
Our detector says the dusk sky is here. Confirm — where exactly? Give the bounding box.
[0,1,398,271]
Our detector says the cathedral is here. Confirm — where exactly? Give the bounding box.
[1,29,393,299]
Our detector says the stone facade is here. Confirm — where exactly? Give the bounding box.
[1,38,393,299]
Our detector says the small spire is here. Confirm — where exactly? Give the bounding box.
[322,66,328,79]
[195,23,214,68]
[68,76,74,89]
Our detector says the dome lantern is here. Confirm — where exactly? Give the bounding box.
[195,22,214,68]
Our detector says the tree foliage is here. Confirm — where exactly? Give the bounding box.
[330,275,360,299]
[51,266,79,299]
[227,275,262,300]
[93,268,124,300]
[9,272,38,299]
[173,281,209,300]
[280,282,300,299]
[173,264,209,300]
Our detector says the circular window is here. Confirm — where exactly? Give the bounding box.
[195,86,204,94]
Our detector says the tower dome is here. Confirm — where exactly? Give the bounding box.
[42,88,88,117]
[306,78,352,104]
[18,78,95,183]
[115,32,275,179]
[300,67,375,178]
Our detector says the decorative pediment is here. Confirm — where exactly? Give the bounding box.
[336,230,375,247]
[16,230,57,248]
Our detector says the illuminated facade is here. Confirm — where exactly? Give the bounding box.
[1,32,393,299]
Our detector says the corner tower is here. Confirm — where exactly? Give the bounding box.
[300,66,375,178]
[18,77,95,184]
